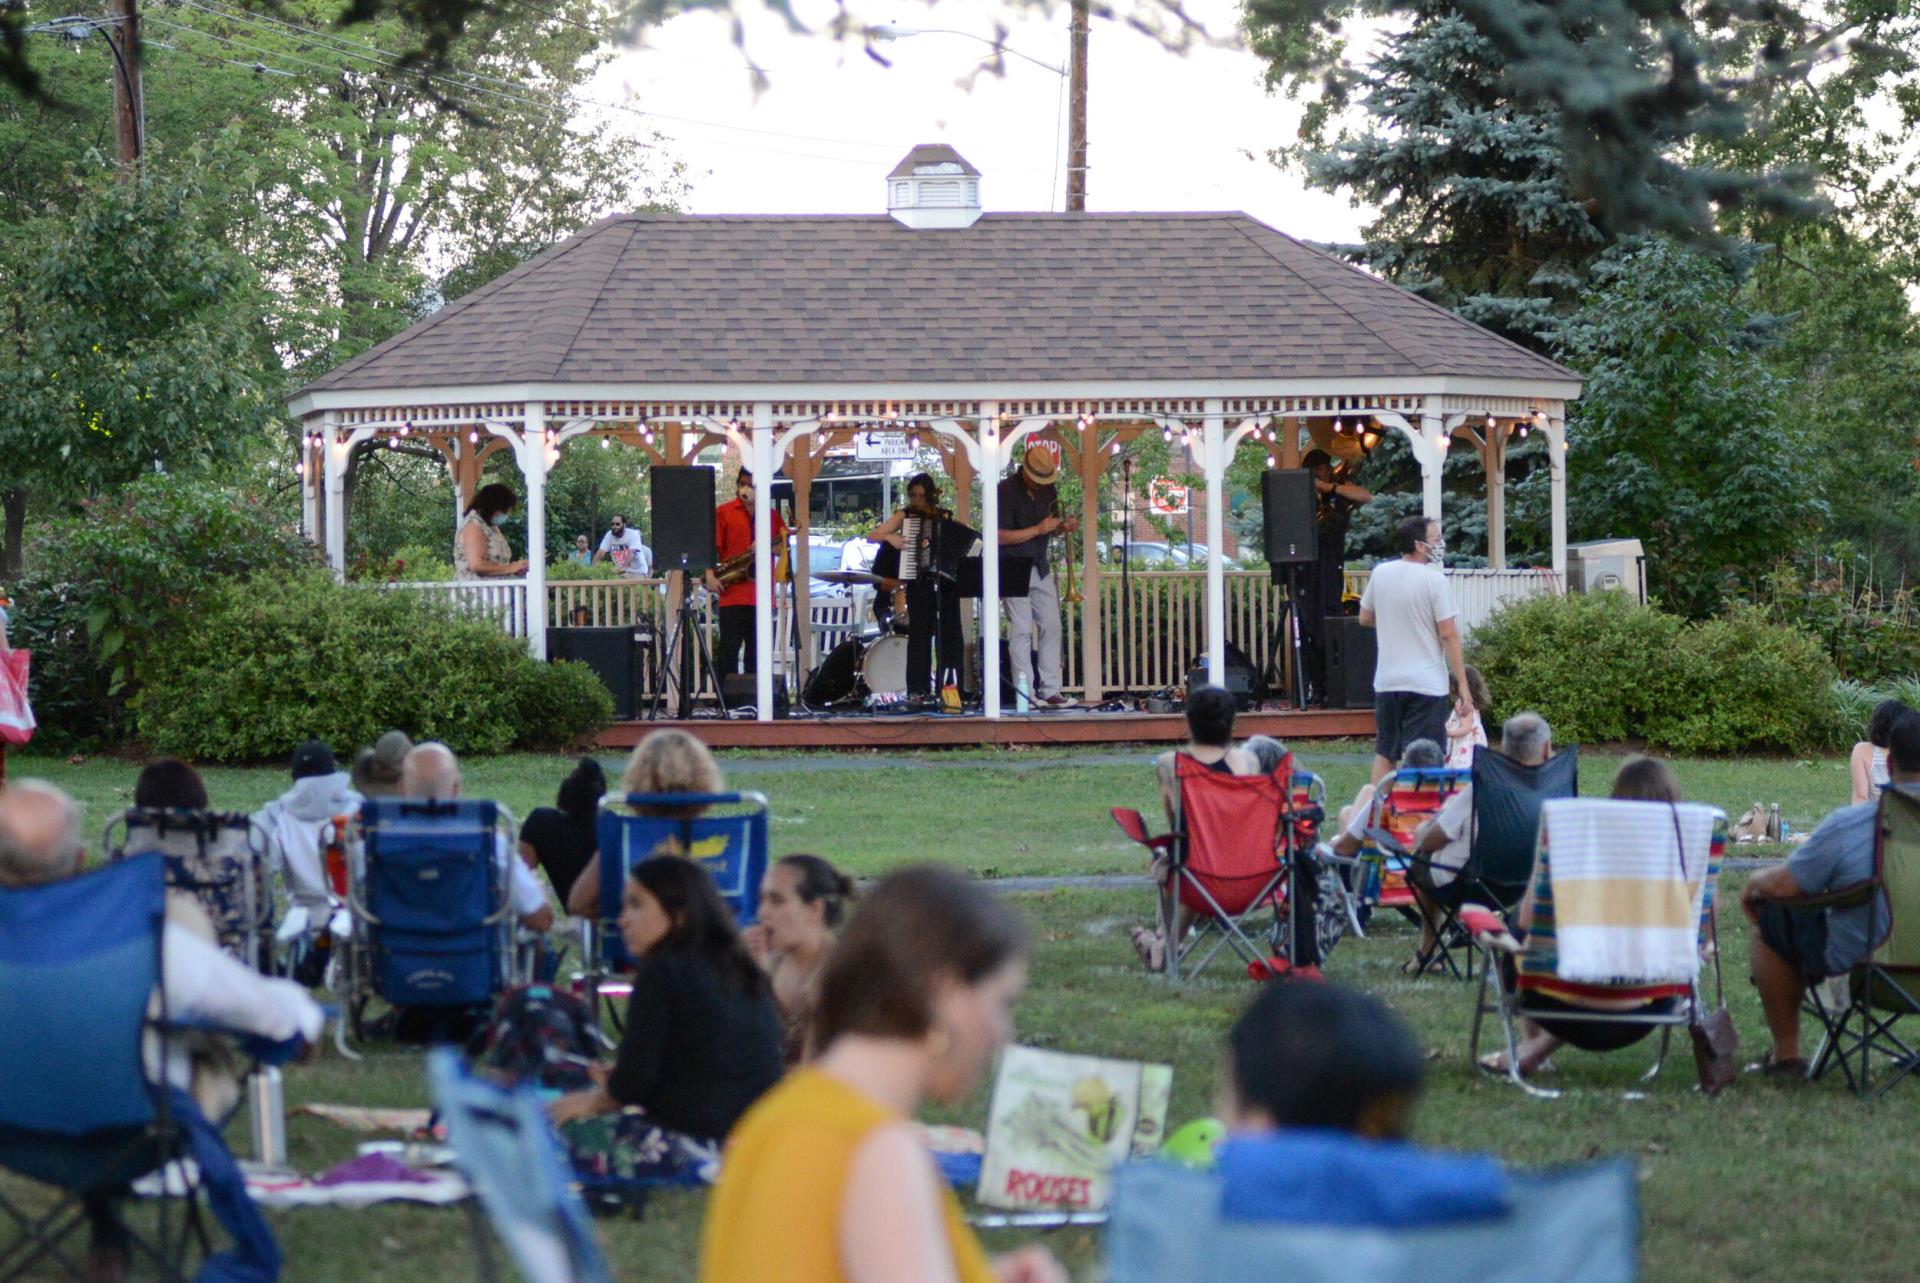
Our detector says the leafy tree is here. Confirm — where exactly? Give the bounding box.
[1519,237,1821,616]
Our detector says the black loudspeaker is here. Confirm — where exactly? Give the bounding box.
[1323,616,1376,709]
[547,627,638,719]
[1261,469,1318,565]
[721,673,788,718]
[650,466,717,575]
[1185,641,1268,711]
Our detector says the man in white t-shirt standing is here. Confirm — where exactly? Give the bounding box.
[1357,515,1473,786]
[595,515,652,577]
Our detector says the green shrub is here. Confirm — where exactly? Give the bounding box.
[136,571,611,761]
[1644,606,1840,754]
[9,475,315,750]
[551,558,627,581]
[1466,590,1683,743]
[1469,591,1844,753]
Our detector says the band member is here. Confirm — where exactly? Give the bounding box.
[705,467,790,681]
[996,444,1078,707]
[866,473,964,701]
[1299,449,1372,705]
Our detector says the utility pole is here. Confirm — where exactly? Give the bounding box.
[109,0,143,178]
[1066,0,1088,211]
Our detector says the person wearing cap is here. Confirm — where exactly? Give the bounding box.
[254,739,361,934]
[1299,449,1372,707]
[996,444,1077,707]
[351,729,414,799]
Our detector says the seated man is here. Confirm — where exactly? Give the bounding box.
[0,780,323,1283]
[1739,710,1920,1077]
[1405,712,1552,962]
[1134,685,1261,970]
[398,743,555,936]
[1217,981,1507,1226]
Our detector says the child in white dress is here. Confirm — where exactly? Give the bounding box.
[1445,664,1491,768]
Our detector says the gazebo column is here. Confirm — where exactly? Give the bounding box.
[980,403,1003,719]
[787,438,825,674]
[751,404,776,722]
[1281,416,1302,469]
[299,427,319,542]
[1200,400,1228,686]
[522,402,550,660]
[1417,412,1448,523]
[1483,425,1509,570]
[321,412,348,577]
[1074,420,1104,704]
[1545,415,1569,579]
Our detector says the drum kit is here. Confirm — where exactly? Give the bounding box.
[805,571,917,706]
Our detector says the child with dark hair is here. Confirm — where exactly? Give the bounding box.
[550,857,783,1185]
[1218,982,1506,1227]
[518,756,606,906]
[133,757,211,811]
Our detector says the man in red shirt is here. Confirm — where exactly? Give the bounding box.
[704,467,790,684]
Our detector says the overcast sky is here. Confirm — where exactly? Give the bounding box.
[592,0,1375,243]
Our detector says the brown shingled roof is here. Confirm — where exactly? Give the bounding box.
[888,143,980,178]
[296,212,1578,396]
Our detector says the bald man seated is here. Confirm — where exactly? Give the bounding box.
[0,780,324,1283]
[398,742,554,935]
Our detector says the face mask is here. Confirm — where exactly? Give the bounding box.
[491,513,508,527]
[1425,539,1446,563]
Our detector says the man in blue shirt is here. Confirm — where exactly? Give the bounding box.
[1740,711,1920,1076]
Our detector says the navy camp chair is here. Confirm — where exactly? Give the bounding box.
[428,1049,613,1283]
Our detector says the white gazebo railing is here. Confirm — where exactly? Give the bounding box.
[379,569,1561,705]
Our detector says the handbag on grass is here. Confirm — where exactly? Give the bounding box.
[1670,803,1739,1094]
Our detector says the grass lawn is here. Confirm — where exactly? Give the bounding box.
[2,743,1903,1281]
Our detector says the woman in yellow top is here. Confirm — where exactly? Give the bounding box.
[701,865,1065,1283]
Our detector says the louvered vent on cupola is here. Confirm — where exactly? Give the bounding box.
[886,144,983,229]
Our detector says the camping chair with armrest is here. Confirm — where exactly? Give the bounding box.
[1106,1151,1639,1283]
[340,798,520,1050]
[1380,747,1580,980]
[427,1049,613,1283]
[581,791,770,1018]
[103,808,278,974]
[1804,783,1920,1098]
[0,853,301,1283]
[1109,755,1326,984]
[1466,799,1725,1100]
[1354,768,1470,929]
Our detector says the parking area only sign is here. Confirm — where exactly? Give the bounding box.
[855,431,916,461]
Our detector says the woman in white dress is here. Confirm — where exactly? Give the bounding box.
[455,483,530,581]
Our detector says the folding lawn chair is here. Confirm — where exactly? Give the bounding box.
[427,1049,613,1283]
[0,854,294,1283]
[1110,755,1326,983]
[1355,767,1470,929]
[1804,783,1920,1097]
[580,791,770,1015]
[1106,1152,1639,1283]
[1466,799,1725,1100]
[104,808,278,973]
[1381,747,1579,979]
[339,798,520,1049]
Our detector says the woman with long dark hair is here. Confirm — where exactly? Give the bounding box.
[550,857,782,1182]
[518,756,606,907]
[455,481,529,580]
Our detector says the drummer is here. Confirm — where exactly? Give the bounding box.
[866,473,965,704]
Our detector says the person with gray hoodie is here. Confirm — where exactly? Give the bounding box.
[254,740,360,959]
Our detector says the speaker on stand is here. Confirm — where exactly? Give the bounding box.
[1261,469,1318,710]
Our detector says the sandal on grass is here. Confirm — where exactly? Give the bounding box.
[1478,1050,1557,1077]
[1744,1050,1809,1079]
[1130,927,1166,973]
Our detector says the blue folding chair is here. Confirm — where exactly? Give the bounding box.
[342,799,517,1048]
[0,855,203,1282]
[589,790,769,967]
[1107,1154,1639,1283]
[104,808,278,973]
[427,1049,612,1283]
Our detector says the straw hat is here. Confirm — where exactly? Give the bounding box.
[351,730,414,797]
[1020,444,1059,487]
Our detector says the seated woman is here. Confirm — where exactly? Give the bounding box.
[700,866,1064,1283]
[1479,755,1687,1077]
[1850,698,1911,805]
[519,756,605,908]
[742,853,856,1064]
[1330,738,1445,855]
[566,729,724,920]
[1133,685,1260,971]
[549,857,784,1184]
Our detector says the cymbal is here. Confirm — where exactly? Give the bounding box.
[818,570,887,586]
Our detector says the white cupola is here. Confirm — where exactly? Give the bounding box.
[886,144,983,229]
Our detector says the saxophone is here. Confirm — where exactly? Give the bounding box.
[714,545,791,587]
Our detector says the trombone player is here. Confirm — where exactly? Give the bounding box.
[705,466,791,687]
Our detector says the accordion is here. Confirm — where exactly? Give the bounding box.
[900,512,979,584]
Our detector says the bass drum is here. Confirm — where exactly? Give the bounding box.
[802,635,866,706]
[859,634,911,700]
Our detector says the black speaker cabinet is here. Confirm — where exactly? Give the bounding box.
[650,466,717,575]
[1185,641,1268,711]
[547,626,638,719]
[1323,616,1376,709]
[721,673,788,718]
[1262,469,1318,565]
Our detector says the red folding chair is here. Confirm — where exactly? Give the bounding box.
[1112,753,1320,983]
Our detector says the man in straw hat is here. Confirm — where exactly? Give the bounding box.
[997,443,1077,707]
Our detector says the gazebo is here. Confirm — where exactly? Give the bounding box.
[288,145,1581,724]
